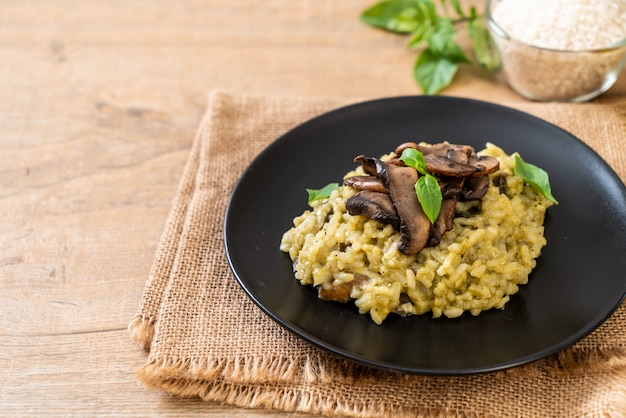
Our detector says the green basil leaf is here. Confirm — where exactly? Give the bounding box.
[427,19,470,62]
[360,0,432,34]
[413,48,459,95]
[399,147,428,175]
[468,5,478,19]
[306,183,339,204]
[448,0,466,18]
[406,1,438,48]
[468,18,501,71]
[514,156,559,205]
[416,174,443,223]
[407,18,434,49]
[440,0,465,18]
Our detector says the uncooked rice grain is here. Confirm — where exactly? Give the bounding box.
[492,0,626,51]
[490,0,626,101]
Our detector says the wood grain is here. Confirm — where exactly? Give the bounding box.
[1,1,624,416]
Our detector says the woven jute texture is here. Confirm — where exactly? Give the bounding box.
[129,91,626,417]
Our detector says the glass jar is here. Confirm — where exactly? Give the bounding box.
[486,0,626,102]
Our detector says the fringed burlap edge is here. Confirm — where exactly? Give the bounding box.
[135,351,626,418]
[194,377,626,418]
[128,315,156,351]
[136,360,470,418]
[136,346,626,384]
[194,379,457,418]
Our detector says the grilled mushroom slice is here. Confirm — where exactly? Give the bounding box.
[461,175,490,200]
[353,154,378,176]
[317,274,370,302]
[439,177,465,199]
[428,197,458,246]
[468,154,500,176]
[346,190,400,229]
[379,161,431,255]
[343,175,387,193]
[393,142,500,178]
[424,154,479,177]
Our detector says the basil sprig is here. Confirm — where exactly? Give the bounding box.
[360,0,499,95]
[400,148,443,223]
[514,156,558,205]
[307,182,339,204]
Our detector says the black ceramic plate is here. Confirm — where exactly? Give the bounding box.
[224,96,626,375]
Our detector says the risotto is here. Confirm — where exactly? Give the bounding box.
[280,143,553,324]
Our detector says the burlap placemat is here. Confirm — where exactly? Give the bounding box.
[129,91,626,417]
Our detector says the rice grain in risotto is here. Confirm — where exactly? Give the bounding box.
[280,144,552,324]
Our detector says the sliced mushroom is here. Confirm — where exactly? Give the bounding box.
[353,155,378,177]
[424,154,479,177]
[428,197,458,246]
[377,161,431,255]
[394,142,419,156]
[439,177,465,199]
[393,142,500,178]
[424,143,473,158]
[468,154,500,176]
[318,274,369,302]
[461,175,490,200]
[494,174,508,195]
[346,190,400,229]
[343,175,387,193]
[397,142,473,158]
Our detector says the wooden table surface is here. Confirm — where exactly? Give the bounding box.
[1,1,624,416]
